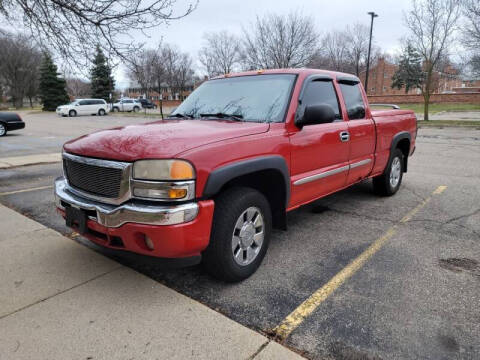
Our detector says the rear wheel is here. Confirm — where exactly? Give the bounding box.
[0,123,6,137]
[373,148,404,196]
[68,110,77,117]
[203,187,272,282]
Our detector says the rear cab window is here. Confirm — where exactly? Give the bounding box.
[338,80,366,120]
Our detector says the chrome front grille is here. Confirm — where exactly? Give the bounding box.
[62,153,132,203]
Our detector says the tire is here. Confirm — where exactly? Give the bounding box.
[133,106,140,113]
[69,110,77,117]
[112,107,119,113]
[0,123,7,137]
[373,148,404,196]
[203,187,272,282]
[98,108,106,116]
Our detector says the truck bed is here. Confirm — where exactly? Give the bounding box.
[370,109,417,176]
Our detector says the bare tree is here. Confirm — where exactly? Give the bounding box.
[313,30,352,73]
[0,33,42,108]
[199,31,241,77]
[404,0,461,120]
[308,23,374,76]
[66,78,92,98]
[173,53,194,100]
[462,0,480,49]
[128,43,194,117]
[462,0,480,76]
[0,0,197,67]
[347,23,371,76]
[129,48,158,99]
[241,11,318,69]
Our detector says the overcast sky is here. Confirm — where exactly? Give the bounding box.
[116,0,412,88]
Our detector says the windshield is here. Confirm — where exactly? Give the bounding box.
[171,74,296,123]
[69,101,79,105]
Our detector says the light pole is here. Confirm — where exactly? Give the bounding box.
[365,11,378,95]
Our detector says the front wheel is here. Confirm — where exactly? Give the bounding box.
[68,110,77,117]
[202,187,272,282]
[373,148,404,196]
[98,108,106,116]
[133,106,140,113]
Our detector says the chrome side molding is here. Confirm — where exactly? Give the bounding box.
[293,158,372,186]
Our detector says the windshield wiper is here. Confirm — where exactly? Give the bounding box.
[169,113,194,119]
[199,113,244,121]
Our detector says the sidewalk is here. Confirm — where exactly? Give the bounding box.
[0,204,303,359]
[0,153,61,169]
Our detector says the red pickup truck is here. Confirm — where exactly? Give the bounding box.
[55,69,416,281]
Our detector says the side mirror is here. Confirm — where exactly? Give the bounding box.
[296,104,336,128]
[348,106,365,120]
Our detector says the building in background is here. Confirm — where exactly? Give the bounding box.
[359,58,463,96]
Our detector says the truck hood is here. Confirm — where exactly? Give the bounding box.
[63,119,270,161]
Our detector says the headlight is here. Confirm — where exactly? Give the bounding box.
[132,160,195,201]
[133,160,195,181]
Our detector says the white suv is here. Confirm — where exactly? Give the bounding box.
[111,99,142,113]
[56,99,110,117]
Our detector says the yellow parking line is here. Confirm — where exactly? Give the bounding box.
[0,185,53,196]
[273,185,447,341]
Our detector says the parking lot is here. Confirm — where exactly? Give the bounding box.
[1,112,479,359]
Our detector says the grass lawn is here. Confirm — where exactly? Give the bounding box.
[372,102,480,114]
[417,120,480,128]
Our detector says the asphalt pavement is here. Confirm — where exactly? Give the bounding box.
[0,113,479,359]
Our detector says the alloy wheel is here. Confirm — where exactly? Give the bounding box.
[390,157,401,188]
[231,206,264,266]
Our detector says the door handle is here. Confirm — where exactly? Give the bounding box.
[340,131,350,142]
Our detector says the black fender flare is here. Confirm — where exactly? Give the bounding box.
[202,155,290,207]
[390,131,411,172]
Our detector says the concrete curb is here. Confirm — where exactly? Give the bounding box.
[0,153,61,169]
[0,204,304,359]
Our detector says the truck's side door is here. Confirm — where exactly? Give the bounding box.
[289,76,350,207]
[338,79,376,185]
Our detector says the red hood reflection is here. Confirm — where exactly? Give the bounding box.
[63,119,269,161]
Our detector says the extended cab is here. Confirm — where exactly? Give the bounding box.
[54,69,417,282]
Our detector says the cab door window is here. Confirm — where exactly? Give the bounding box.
[298,80,342,122]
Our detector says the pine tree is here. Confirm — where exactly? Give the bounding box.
[391,44,424,94]
[38,53,70,111]
[90,46,115,101]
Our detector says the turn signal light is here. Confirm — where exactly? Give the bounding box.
[168,188,188,199]
[170,161,194,180]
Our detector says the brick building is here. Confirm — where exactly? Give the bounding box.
[359,58,463,96]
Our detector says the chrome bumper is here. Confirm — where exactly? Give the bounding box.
[54,177,199,228]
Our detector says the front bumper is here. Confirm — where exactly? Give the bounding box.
[54,177,215,258]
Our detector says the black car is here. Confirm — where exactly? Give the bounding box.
[0,112,25,137]
[138,98,157,109]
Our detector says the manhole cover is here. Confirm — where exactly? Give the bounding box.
[439,258,479,275]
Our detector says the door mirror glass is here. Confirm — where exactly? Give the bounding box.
[296,104,336,128]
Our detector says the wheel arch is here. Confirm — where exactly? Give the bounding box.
[390,131,411,173]
[202,156,290,230]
